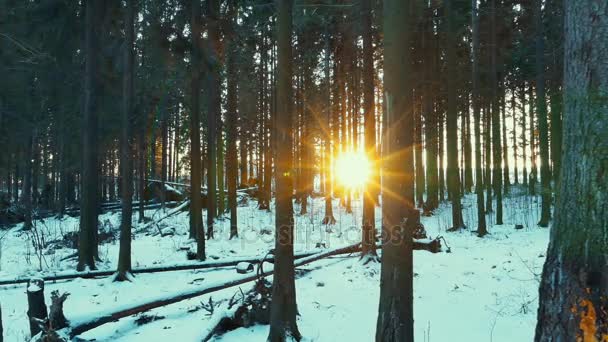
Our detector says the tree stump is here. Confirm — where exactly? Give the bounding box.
[48,291,69,330]
[27,278,48,337]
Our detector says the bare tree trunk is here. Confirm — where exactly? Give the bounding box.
[205,0,220,238]
[322,30,335,225]
[535,0,551,227]
[535,1,607,338]
[521,83,528,188]
[190,0,205,260]
[361,0,378,260]
[226,0,238,239]
[78,0,102,271]
[376,0,414,340]
[268,1,301,340]
[471,0,487,236]
[511,86,519,184]
[21,130,33,230]
[490,0,503,225]
[446,0,465,230]
[116,0,135,282]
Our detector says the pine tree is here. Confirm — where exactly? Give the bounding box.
[376,0,414,340]
[535,1,607,338]
[268,1,301,340]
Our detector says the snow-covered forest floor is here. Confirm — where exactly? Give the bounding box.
[1,188,549,341]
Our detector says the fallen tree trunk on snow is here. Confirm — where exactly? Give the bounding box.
[62,242,364,338]
[134,200,190,234]
[0,250,322,287]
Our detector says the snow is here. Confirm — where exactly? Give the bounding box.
[0,190,549,341]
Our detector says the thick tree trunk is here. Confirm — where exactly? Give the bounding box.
[535,1,607,339]
[376,0,414,340]
[78,0,102,271]
[268,1,301,340]
[190,0,205,260]
[116,0,135,282]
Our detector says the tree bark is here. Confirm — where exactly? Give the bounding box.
[361,0,378,260]
[190,0,205,260]
[78,0,102,271]
[116,0,135,282]
[471,0,487,236]
[534,1,607,339]
[446,0,465,230]
[226,0,238,239]
[535,0,551,227]
[490,0,503,225]
[376,0,414,340]
[268,1,301,341]
[205,0,220,238]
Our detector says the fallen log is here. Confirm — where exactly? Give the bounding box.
[0,250,322,287]
[62,242,364,338]
[134,200,190,234]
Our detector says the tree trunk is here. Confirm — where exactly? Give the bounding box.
[322,30,335,226]
[21,130,34,230]
[78,0,102,271]
[190,0,205,260]
[521,83,528,188]
[424,9,438,212]
[471,0,487,236]
[534,1,607,339]
[535,0,551,227]
[116,0,135,282]
[205,0,220,238]
[446,0,465,230]
[490,0,503,225]
[360,0,378,260]
[529,84,537,195]
[512,87,519,185]
[376,0,414,340]
[268,1,301,340]
[226,1,238,239]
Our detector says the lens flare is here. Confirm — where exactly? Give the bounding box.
[334,151,371,188]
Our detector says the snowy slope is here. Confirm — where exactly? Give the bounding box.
[0,191,548,341]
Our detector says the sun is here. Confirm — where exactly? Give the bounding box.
[334,150,371,188]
